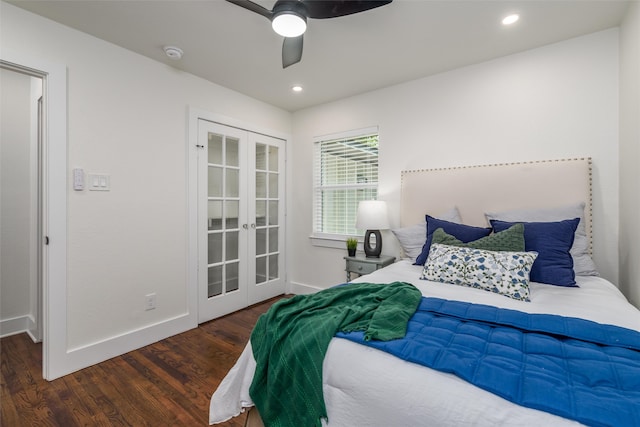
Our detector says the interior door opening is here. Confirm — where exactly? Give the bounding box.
[196,119,286,323]
[0,66,44,345]
[1,53,68,381]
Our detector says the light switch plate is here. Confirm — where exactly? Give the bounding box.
[88,174,110,191]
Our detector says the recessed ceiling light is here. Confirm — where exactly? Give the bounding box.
[502,14,519,26]
[163,46,183,60]
[292,85,303,93]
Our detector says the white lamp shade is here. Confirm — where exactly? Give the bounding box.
[356,200,389,230]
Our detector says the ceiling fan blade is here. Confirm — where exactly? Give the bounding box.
[226,0,273,19]
[282,35,303,68]
[303,0,392,19]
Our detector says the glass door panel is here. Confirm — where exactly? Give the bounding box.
[269,227,278,252]
[208,201,222,230]
[256,228,267,255]
[256,257,266,284]
[208,266,223,297]
[269,254,278,280]
[255,141,280,286]
[268,174,278,197]
[268,201,278,225]
[208,134,223,163]
[226,231,239,260]
[225,201,239,228]
[256,200,267,226]
[226,137,239,166]
[208,167,223,197]
[255,172,267,198]
[226,262,239,292]
[207,233,223,264]
[226,169,239,197]
[207,131,242,298]
[268,146,279,172]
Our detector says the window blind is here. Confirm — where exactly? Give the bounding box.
[313,131,379,236]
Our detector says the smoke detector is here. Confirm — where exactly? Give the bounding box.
[163,46,183,60]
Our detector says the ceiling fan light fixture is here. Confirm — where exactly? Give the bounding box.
[227,0,392,67]
[272,12,307,37]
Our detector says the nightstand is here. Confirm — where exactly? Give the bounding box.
[344,254,395,282]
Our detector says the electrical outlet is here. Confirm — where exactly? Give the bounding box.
[144,293,156,311]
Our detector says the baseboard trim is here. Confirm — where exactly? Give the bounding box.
[46,282,325,379]
[0,315,30,338]
[287,281,323,295]
[47,312,196,380]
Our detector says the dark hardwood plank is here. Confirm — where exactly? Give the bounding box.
[1,295,286,427]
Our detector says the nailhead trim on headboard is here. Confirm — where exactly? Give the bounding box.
[400,157,593,254]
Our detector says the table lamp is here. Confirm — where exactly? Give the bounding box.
[355,200,389,258]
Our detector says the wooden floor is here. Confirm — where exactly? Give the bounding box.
[1,296,285,427]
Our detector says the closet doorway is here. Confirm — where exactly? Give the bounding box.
[197,119,286,323]
[0,66,44,343]
[1,53,67,380]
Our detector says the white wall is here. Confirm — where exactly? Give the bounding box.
[0,69,33,335]
[1,2,292,376]
[291,29,620,291]
[619,1,640,307]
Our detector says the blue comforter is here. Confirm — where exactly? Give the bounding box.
[337,297,640,427]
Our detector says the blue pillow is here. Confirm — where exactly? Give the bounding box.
[490,218,580,287]
[414,216,491,266]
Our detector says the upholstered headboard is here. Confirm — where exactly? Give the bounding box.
[400,158,592,248]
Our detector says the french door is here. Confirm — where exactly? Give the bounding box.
[197,120,285,323]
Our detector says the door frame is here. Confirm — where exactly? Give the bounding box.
[1,51,68,380]
[188,108,290,322]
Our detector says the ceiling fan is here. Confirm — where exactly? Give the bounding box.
[226,0,393,68]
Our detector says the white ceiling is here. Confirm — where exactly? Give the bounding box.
[9,0,630,112]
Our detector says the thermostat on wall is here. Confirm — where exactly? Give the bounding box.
[73,168,84,191]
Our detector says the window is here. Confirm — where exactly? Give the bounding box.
[313,127,379,242]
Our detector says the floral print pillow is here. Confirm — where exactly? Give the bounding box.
[421,243,538,301]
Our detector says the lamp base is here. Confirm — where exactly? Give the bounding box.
[363,229,382,258]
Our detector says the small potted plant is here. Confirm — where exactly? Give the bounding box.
[346,238,358,257]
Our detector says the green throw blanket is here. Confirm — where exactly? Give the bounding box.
[249,282,422,427]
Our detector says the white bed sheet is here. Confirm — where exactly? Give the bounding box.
[209,261,640,426]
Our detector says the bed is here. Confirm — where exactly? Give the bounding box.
[209,158,640,427]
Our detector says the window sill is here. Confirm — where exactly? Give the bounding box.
[309,234,360,250]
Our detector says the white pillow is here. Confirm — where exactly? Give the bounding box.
[392,207,461,260]
[485,202,598,277]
